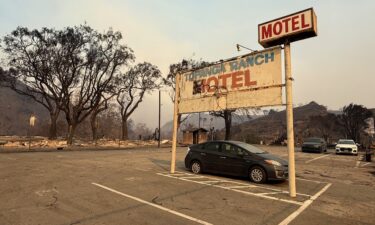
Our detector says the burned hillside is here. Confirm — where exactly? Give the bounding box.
[229,102,344,145]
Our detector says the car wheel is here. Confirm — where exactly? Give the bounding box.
[190,161,202,174]
[249,166,267,184]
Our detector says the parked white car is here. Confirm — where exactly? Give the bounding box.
[335,139,358,155]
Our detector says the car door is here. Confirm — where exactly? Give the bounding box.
[219,143,248,175]
[201,142,222,172]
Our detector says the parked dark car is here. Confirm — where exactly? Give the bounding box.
[301,137,327,153]
[184,140,288,183]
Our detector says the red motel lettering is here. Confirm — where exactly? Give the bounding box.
[197,70,257,94]
[261,13,310,40]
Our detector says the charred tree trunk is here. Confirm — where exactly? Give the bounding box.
[121,117,129,140]
[90,114,98,141]
[49,111,59,140]
[224,110,232,140]
[67,123,77,145]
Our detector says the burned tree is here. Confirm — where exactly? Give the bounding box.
[339,103,373,143]
[116,62,161,140]
[210,109,235,140]
[56,25,134,145]
[308,113,341,142]
[89,93,114,141]
[1,25,134,143]
[0,27,66,139]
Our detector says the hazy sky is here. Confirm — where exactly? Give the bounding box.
[1,0,374,128]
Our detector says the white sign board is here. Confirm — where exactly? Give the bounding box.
[178,46,282,114]
[258,8,317,48]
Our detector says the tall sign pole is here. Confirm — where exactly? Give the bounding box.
[258,8,317,197]
[158,90,161,148]
[170,73,181,173]
[284,42,296,197]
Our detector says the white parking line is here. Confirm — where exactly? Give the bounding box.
[168,172,312,196]
[92,182,213,225]
[158,173,304,205]
[305,154,330,163]
[224,185,255,189]
[278,183,332,225]
[257,191,282,195]
[361,162,370,167]
[179,176,205,179]
[296,177,327,184]
[200,180,221,184]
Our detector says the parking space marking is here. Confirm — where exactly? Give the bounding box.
[278,183,332,225]
[164,172,302,193]
[296,177,327,184]
[157,172,308,206]
[92,182,213,225]
[361,162,370,167]
[180,176,205,179]
[257,191,282,195]
[224,185,254,189]
[305,154,330,163]
[200,180,221,184]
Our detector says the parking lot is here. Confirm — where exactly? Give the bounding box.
[0,146,374,225]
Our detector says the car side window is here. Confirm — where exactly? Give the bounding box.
[205,142,221,152]
[220,143,237,155]
[222,143,234,154]
[222,143,249,156]
[236,147,249,156]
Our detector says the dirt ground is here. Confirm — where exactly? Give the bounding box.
[0,145,374,225]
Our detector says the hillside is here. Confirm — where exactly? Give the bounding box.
[0,86,49,136]
[229,101,341,144]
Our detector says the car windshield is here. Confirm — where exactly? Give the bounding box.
[234,142,265,154]
[305,138,322,143]
[338,140,355,145]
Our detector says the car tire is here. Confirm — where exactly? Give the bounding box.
[190,160,202,174]
[249,166,267,184]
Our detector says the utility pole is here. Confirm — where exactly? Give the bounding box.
[158,90,161,148]
[285,42,296,197]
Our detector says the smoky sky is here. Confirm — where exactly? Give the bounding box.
[1,0,374,128]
